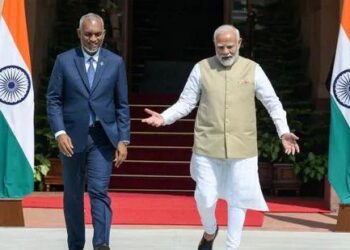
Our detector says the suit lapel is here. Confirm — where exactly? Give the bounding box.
[90,49,107,94]
[74,48,90,92]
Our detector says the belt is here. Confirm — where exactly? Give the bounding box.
[89,120,101,128]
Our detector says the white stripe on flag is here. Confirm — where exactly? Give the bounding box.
[330,27,350,127]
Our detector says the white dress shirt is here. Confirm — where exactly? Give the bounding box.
[161,62,290,138]
[83,49,99,72]
[54,48,100,139]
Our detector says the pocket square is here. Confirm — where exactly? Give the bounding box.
[239,79,250,84]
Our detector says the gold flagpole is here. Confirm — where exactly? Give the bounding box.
[0,0,4,17]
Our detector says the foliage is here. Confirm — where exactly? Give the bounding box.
[250,0,329,183]
[258,132,296,164]
[34,154,51,191]
[34,97,59,189]
[99,0,119,12]
[294,152,328,183]
[257,107,329,183]
[258,132,282,163]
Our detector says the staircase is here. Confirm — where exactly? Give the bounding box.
[131,0,160,89]
[110,0,223,193]
[109,95,197,193]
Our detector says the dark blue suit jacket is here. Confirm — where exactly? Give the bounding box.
[47,48,130,152]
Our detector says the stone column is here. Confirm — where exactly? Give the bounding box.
[25,0,57,95]
[299,0,340,110]
[299,0,342,212]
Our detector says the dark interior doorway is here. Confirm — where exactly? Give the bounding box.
[130,0,224,94]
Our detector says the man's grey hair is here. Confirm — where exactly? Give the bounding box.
[213,25,240,42]
[78,13,104,29]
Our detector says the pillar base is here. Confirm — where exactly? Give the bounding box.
[335,204,350,232]
[0,199,25,226]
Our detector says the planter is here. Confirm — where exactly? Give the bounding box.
[272,163,301,196]
[258,162,273,195]
[0,200,24,226]
[300,179,324,197]
[44,158,63,191]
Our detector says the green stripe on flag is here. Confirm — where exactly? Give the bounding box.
[328,98,350,204]
[0,111,33,198]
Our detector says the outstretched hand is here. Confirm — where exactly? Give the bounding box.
[281,133,300,155]
[141,108,165,127]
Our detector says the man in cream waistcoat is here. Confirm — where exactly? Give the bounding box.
[142,24,299,250]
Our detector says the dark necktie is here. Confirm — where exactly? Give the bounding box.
[87,57,96,125]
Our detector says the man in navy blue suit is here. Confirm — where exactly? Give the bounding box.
[47,13,130,250]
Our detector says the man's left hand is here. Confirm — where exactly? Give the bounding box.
[114,142,128,168]
[281,133,300,155]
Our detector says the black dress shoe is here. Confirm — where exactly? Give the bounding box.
[198,226,219,250]
[94,245,110,250]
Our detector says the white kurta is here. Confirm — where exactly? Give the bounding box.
[161,62,290,211]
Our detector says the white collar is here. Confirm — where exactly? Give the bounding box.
[82,48,100,63]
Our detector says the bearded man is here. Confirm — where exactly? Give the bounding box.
[142,24,299,250]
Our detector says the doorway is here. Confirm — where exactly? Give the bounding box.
[129,0,224,94]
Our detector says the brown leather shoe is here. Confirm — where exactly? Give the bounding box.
[198,226,219,250]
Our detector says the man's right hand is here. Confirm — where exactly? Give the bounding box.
[57,133,74,157]
[141,108,165,127]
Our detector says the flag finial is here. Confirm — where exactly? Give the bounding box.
[0,0,4,17]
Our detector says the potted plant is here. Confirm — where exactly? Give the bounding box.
[34,153,50,191]
[258,132,279,194]
[272,155,301,196]
[34,104,61,191]
[294,149,328,183]
[258,130,301,196]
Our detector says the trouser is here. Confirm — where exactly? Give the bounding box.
[191,154,267,249]
[61,124,114,250]
[195,190,247,250]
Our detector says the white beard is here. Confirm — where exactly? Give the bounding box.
[216,53,239,67]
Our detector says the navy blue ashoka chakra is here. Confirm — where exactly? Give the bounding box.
[333,69,350,108]
[0,65,31,105]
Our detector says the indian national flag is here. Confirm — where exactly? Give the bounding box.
[0,0,34,198]
[328,0,350,204]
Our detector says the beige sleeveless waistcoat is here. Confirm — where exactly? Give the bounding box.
[194,56,257,159]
